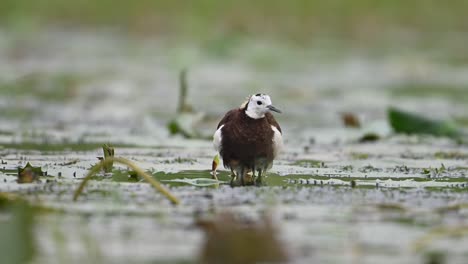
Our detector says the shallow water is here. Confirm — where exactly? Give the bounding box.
[0,29,468,263]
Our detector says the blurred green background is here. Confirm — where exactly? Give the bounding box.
[0,0,467,126]
[2,0,467,42]
[1,2,468,264]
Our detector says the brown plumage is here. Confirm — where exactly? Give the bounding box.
[213,94,282,186]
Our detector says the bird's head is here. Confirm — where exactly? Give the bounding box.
[245,93,281,119]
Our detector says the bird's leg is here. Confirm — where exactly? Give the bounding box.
[239,167,245,186]
[229,168,236,187]
[255,169,264,186]
[247,168,256,185]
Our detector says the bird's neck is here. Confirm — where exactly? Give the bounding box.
[245,109,265,119]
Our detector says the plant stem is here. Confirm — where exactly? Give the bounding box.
[73,157,180,205]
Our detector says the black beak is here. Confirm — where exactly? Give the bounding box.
[267,105,282,113]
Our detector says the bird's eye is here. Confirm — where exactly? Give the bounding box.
[257,101,262,105]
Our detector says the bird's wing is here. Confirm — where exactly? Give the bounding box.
[216,109,238,129]
[214,109,239,152]
[265,112,282,134]
[266,112,283,158]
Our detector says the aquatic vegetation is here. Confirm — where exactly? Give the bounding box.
[291,159,325,168]
[422,164,447,178]
[388,107,464,141]
[358,132,381,143]
[17,162,43,183]
[73,157,180,204]
[162,178,221,187]
[100,144,114,173]
[0,19,467,263]
[167,69,207,139]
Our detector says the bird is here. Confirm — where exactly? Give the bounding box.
[213,93,283,186]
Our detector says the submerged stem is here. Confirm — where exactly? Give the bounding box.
[73,157,180,205]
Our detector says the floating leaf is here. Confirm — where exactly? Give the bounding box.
[358,132,380,143]
[128,170,139,181]
[162,178,221,187]
[17,162,43,183]
[388,107,462,139]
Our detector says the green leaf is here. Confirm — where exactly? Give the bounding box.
[162,178,221,187]
[388,107,462,140]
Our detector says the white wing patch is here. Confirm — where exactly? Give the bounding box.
[271,125,283,158]
[213,125,224,152]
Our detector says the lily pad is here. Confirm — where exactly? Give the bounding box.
[388,107,463,140]
[162,178,222,187]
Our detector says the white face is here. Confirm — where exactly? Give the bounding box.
[245,94,281,119]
